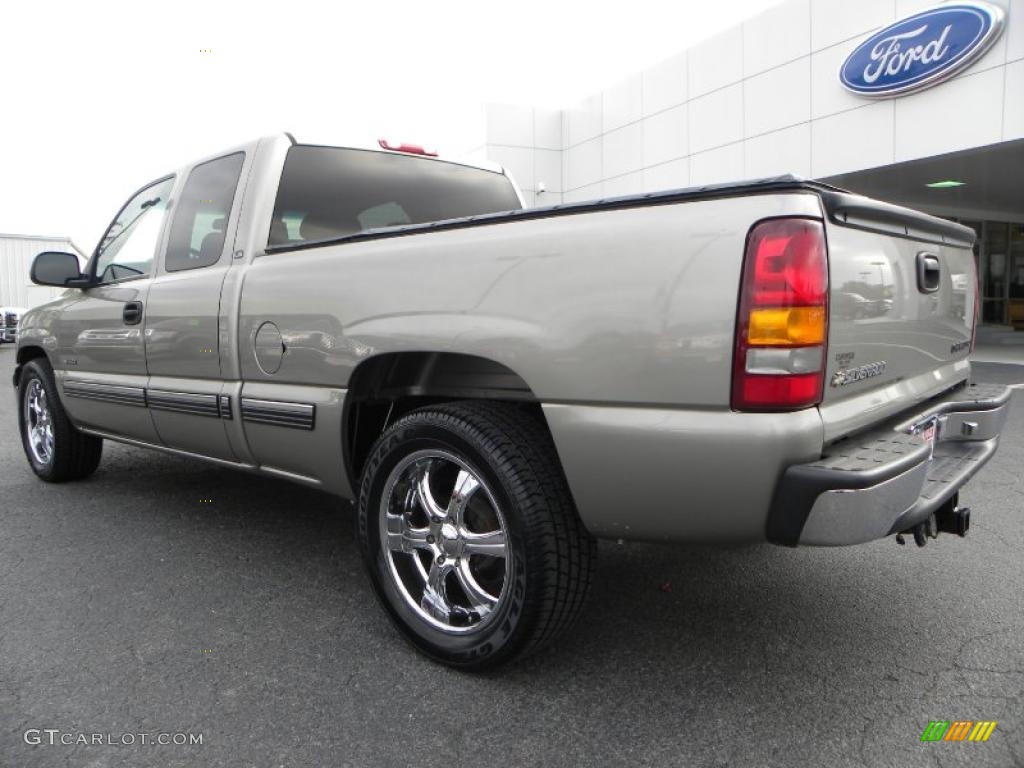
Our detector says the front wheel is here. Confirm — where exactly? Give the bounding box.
[358,401,595,669]
[18,358,103,482]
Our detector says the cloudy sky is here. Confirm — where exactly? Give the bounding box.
[1,0,781,252]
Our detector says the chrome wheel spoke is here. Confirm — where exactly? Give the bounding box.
[414,463,447,522]
[421,562,454,622]
[455,560,498,617]
[385,513,431,554]
[446,469,480,526]
[462,529,507,558]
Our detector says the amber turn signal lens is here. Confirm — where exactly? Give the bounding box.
[747,306,825,346]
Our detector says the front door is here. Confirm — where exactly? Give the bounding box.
[57,176,175,442]
[144,152,248,460]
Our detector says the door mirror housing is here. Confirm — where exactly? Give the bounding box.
[30,251,91,287]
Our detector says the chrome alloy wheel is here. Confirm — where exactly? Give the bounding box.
[379,449,510,632]
[24,378,55,466]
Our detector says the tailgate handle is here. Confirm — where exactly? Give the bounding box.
[917,252,941,293]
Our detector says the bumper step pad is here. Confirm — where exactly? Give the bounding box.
[768,381,1011,547]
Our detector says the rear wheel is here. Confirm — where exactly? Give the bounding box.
[18,358,103,482]
[358,401,595,669]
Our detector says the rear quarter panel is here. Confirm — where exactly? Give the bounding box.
[238,192,825,408]
[235,191,826,541]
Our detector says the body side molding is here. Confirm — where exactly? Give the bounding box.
[240,397,316,430]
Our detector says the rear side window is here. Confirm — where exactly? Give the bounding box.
[268,145,521,248]
[165,152,245,272]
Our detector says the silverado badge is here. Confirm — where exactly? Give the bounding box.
[831,361,887,387]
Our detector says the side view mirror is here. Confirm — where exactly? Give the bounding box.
[30,251,91,288]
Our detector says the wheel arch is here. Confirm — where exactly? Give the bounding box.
[13,345,49,388]
[342,351,547,490]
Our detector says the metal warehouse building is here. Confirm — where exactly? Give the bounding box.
[472,0,1024,330]
[0,234,85,310]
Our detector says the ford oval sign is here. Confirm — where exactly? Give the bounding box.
[839,1,1005,97]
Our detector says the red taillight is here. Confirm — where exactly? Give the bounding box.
[378,138,438,157]
[732,218,829,411]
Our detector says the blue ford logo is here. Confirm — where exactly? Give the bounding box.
[839,1,1005,97]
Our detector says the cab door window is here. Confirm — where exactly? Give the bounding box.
[164,152,245,272]
[93,176,175,283]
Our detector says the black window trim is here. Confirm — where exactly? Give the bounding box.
[89,173,176,286]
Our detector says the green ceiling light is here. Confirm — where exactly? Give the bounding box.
[925,180,966,188]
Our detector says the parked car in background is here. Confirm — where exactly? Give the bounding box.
[1,307,27,343]
[12,133,1011,668]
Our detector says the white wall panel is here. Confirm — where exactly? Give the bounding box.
[689,83,743,154]
[643,158,690,193]
[744,57,811,137]
[562,182,604,203]
[745,123,812,178]
[566,93,603,147]
[1005,60,1024,140]
[603,75,643,132]
[811,42,865,119]
[811,101,894,177]
[895,0,936,16]
[1009,0,1024,63]
[810,0,895,51]
[642,51,688,117]
[689,143,745,185]
[534,190,563,206]
[603,172,644,198]
[602,123,644,179]
[534,148,563,193]
[642,104,688,168]
[744,0,811,76]
[893,67,1004,162]
[534,108,562,151]
[566,138,603,190]
[688,26,744,97]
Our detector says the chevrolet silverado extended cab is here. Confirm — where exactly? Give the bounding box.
[14,133,1011,668]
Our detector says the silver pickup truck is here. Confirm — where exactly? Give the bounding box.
[14,133,1011,668]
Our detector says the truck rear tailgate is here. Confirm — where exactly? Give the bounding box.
[817,191,978,443]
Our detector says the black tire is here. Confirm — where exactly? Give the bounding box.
[18,357,103,482]
[358,401,595,669]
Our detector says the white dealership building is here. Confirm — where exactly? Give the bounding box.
[472,0,1024,329]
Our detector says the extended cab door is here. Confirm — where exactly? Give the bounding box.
[56,176,175,442]
[143,151,249,460]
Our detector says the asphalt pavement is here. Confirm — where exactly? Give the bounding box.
[1,345,1022,768]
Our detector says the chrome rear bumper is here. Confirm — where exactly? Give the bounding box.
[768,382,1011,547]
